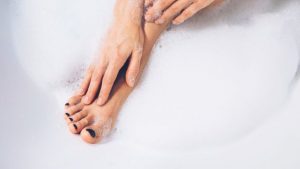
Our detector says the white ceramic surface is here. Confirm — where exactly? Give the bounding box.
[1,0,300,169]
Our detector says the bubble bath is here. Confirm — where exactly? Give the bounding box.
[7,0,300,168]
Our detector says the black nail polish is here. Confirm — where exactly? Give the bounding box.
[86,129,96,138]
[65,103,70,106]
[73,124,78,130]
[69,118,73,122]
[65,113,70,117]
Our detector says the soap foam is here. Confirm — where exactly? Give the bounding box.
[10,0,300,153]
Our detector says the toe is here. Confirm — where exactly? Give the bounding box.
[64,110,86,124]
[80,125,101,144]
[80,118,113,144]
[70,110,88,122]
[68,123,80,134]
[65,102,84,116]
[66,95,82,106]
[69,115,93,134]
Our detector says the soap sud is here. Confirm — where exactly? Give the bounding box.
[101,118,113,138]
[10,0,300,153]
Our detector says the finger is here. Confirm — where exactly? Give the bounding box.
[145,0,177,22]
[173,0,215,25]
[83,64,106,104]
[145,0,155,7]
[76,65,94,96]
[97,63,121,105]
[126,47,142,87]
[154,0,193,24]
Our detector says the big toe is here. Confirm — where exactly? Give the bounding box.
[80,126,100,144]
[81,118,113,144]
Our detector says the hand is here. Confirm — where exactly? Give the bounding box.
[145,0,218,25]
[78,19,144,106]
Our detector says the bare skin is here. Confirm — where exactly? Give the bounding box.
[64,21,170,144]
[145,0,223,25]
[63,0,225,144]
[78,0,144,106]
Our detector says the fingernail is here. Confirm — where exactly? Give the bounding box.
[65,103,70,106]
[69,118,73,122]
[73,124,78,130]
[86,129,96,138]
[65,113,70,117]
[129,77,135,87]
[156,18,164,24]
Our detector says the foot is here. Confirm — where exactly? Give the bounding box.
[64,95,121,143]
[64,21,170,144]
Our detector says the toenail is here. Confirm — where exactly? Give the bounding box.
[86,129,96,138]
[73,124,78,130]
[65,103,70,106]
[65,113,70,117]
[69,118,73,122]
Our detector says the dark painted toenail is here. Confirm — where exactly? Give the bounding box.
[65,103,70,106]
[86,129,96,138]
[69,118,73,121]
[73,124,78,130]
[65,113,70,117]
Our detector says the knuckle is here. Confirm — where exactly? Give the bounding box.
[116,46,126,58]
[86,66,94,75]
[190,6,198,12]
[184,11,192,17]
[110,60,122,69]
[86,88,94,97]
[98,64,106,71]
[169,7,179,14]
[104,78,114,86]
[170,8,177,13]
[100,91,109,100]
[164,12,173,19]
[103,80,112,89]
[82,78,90,85]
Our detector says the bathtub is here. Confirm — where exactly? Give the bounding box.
[1,0,300,168]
